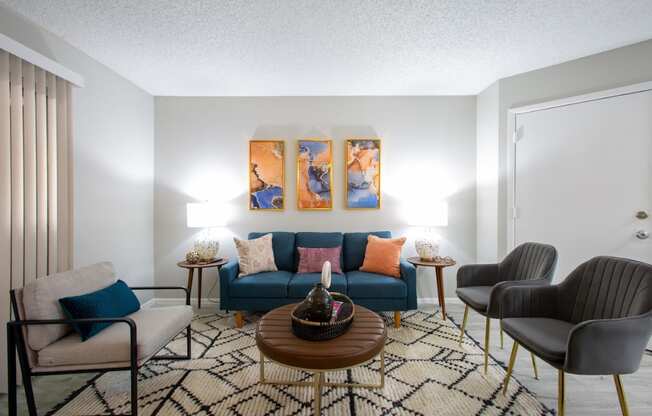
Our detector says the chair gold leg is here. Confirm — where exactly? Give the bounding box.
[484,317,491,374]
[500,322,504,349]
[502,341,519,395]
[530,353,539,380]
[613,375,630,416]
[458,305,469,346]
[558,370,565,416]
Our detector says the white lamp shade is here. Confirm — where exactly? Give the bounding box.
[186,202,225,228]
[409,201,448,227]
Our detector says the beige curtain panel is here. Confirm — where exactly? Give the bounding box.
[0,49,73,390]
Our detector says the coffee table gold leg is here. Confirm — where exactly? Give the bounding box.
[260,351,265,383]
[379,348,385,388]
[314,372,323,416]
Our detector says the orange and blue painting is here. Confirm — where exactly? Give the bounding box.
[346,139,381,209]
[297,139,332,210]
[249,140,284,210]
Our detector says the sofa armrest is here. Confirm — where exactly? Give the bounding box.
[500,285,559,319]
[131,286,190,305]
[456,263,500,288]
[565,312,652,375]
[400,259,418,310]
[219,260,240,309]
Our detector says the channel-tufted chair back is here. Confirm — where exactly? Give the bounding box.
[498,242,558,283]
[558,256,652,324]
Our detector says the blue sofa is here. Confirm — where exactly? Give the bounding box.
[220,231,417,327]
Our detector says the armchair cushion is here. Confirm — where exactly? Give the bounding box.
[455,286,491,312]
[37,305,192,367]
[347,271,407,299]
[59,280,140,341]
[288,272,347,297]
[502,317,574,366]
[229,271,292,298]
[22,262,117,351]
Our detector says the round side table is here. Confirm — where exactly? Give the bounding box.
[407,256,456,320]
[177,258,228,309]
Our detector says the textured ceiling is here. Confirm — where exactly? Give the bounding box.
[2,0,652,96]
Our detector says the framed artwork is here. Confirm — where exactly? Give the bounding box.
[296,139,333,210]
[249,140,285,210]
[345,138,381,209]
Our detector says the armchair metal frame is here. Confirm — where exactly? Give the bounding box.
[7,286,192,416]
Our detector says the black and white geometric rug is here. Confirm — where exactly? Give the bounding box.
[49,310,552,415]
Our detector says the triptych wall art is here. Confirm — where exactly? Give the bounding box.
[248,138,381,211]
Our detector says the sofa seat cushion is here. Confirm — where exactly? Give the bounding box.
[288,273,347,298]
[346,271,407,299]
[456,286,492,313]
[37,305,193,367]
[502,317,574,365]
[230,271,293,298]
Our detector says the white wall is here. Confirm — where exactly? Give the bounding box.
[155,96,477,301]
[476,39,652,259]
[0,5,155,290]
[475,81,499,263]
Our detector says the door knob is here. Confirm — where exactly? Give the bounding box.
[636,211,649,220]
[636,230,650,240]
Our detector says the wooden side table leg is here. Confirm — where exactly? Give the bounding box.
[435,266,446,320]
[186,268,194,307]
[197,268,203,309]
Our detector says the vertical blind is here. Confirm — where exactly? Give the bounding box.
[0,49,73,389]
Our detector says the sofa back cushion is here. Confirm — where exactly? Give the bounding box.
[343,231,392,272]
[294,232,343,272]
[22,262,117,351]
[249,232,296,272]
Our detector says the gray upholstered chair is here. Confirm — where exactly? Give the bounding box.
[500,256,652,416]
[456,242,558,375]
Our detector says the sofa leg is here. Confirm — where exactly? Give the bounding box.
[393,311,401,328]
[235,311,244,328]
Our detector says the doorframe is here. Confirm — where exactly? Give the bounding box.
[506,80,652,251]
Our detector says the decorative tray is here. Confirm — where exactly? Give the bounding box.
[290,292,354,341]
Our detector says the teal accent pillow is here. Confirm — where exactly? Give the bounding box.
[59,280,140,341]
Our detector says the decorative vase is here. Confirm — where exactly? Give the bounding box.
[415,238,439,261]
[185,250,200,264]
[194,238,219,263]
[303,283,333,322]
[321,261,332,289]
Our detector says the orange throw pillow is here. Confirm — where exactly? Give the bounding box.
[360,235,406,278]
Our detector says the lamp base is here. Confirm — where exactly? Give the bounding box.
[415,238,439,262]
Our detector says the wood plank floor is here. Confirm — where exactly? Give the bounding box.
[1,304,650,415]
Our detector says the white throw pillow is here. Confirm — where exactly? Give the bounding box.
[234,234,278,276]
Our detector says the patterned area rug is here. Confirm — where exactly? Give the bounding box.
[48,310,552,415]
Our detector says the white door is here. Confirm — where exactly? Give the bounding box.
[514,89,652,281]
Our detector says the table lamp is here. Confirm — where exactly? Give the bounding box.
[186,201,225,262]
[413,201,448,261]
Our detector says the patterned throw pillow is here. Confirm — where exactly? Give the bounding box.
[360,235,406,277]
[234,234,278,276]
[297,246,343,274]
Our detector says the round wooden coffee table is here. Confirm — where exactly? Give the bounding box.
[256,304,386,415]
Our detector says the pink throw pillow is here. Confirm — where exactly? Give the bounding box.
[297,246,343,274]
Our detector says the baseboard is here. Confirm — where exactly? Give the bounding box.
[147,297,461,310]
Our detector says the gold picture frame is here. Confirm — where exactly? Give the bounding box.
[345,138,381,210]
[296,139,333,211]
[249,140,285,210]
